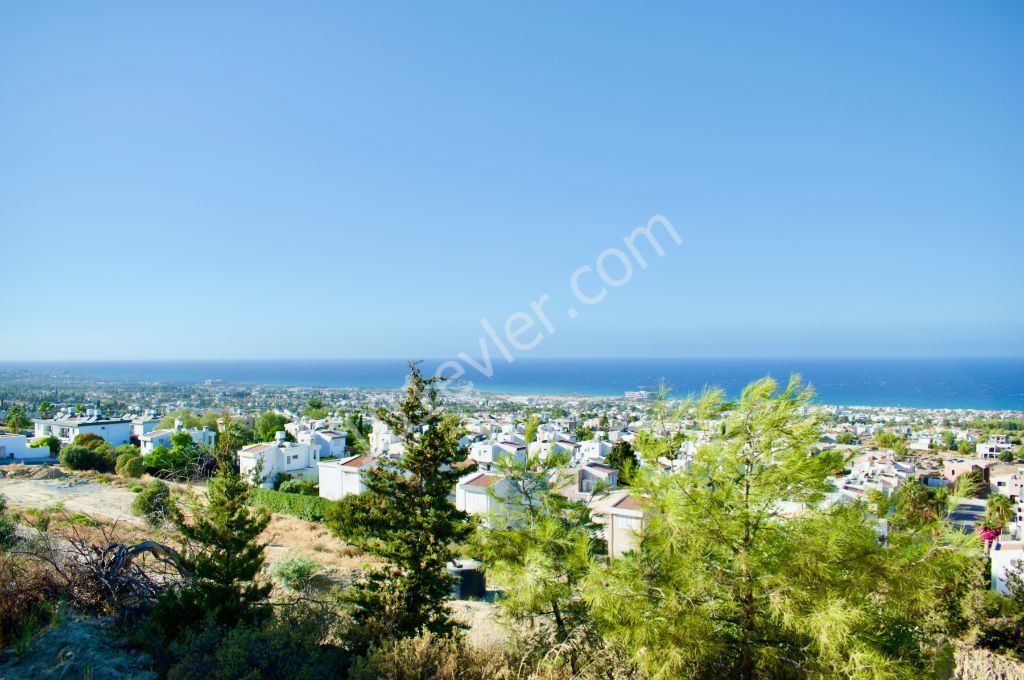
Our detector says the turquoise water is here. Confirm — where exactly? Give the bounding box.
[2,359,1023,410]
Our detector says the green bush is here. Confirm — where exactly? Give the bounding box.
[59,444,113,472]
[248,488,331,522]
[278,478,319,496]
[116,453,144,478]
[132,480,174,526]
[271,557,319,591]
[0,495,16,547]
[71,433,107,451]
[29,435,60,455]
[144,445,192,475]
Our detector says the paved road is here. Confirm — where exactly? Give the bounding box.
[950,498,987,533]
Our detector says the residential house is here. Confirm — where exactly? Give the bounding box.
[991,543,1024,595]
[455,471,512,518]
[139,419,217,456]
[0,433,49,461]
[296,429,346,459]
[318,454,375,500]
[33,409,132,446]
[943,458,997,485]
[606,494,645,558]
[990,464,1024,501]
[468,440,526,471]
[238,431,319,488]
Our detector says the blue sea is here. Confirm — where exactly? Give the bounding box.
[1,359,1023,411]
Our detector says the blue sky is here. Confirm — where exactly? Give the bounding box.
[1,2,1021,360]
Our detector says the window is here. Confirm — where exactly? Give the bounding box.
[614,515,640,530]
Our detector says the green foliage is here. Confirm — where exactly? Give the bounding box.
[4,405,27,432]
[523,415,541,445]
[159,603,347,680]
[271,556,319,591]
[959,438,975,455]
[278,477,319,495]
[255,412,291,443]
[475,449,601,646]
[987,494,1015,529]
[942,431,957,451]
[58,444,113,472]
[249,488,332,521]
[132,480,174,526]
[1000,450,1017,463]
[158,409,220,432]
[586,376,982,680]
[0,495,16,548]
[154,449,272,641]
[573,425,593,441]
[29,434,60,455]
[605,440,637,484]
[325,362,475,652]
[836,431,857,445]
[874,430,908,457]
[115,453,144,478]
[71,432,107,451]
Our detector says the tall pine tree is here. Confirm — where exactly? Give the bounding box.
[154,413,272,638]
[327,362,475,650]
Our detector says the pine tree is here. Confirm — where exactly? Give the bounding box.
[326,362,475,650]
[474,448,601,662]
[587,376,981,679]
[155,420,271,636]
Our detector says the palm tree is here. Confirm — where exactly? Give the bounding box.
[4,406,26,433]
[987,493,1015,529]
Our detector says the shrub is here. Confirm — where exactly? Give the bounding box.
[132,480,174,526]
[71,433,107,451]
[116,454,144,478]
[271,557,319,591]
[145,445,193,476]
[0,495,16,548]
[161,603,347,680]
[30,435,60,455]
[278,478,319,496]
[59,444,113,472]
[248,488,331,522]
[348,632,506,680]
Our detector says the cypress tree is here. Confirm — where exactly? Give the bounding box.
[327,362,475,650]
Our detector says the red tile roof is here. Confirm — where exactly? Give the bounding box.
[465,473,501,488]
[341,455,374,468]
[613,495,643,511]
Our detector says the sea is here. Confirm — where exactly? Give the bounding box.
[1,359,1023,411]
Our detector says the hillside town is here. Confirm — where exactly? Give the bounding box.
[4,375,1023,592]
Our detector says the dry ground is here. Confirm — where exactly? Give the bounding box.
[0,464,507,645]
[0,474,139,523]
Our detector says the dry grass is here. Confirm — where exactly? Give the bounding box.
[261,514,368,573]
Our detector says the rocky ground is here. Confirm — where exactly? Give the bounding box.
[0,617,155,680]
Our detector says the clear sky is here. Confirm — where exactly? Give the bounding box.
[1,2,1021,361]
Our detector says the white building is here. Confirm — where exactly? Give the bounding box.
[991,543,1024,595]
[33,409,133,447]
[296,429,346,459]
[139,420,217,456]
[577,439,613,465]
[0,434,50,462]
[318,454,375,500]
[131,412,162,438]
[468,440,526,471]
[456,471,512,518]
[238,432,319,488]
[605,494,645,558]
[370,420,401,456]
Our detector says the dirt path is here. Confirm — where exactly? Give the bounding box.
[0,478,139,523]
